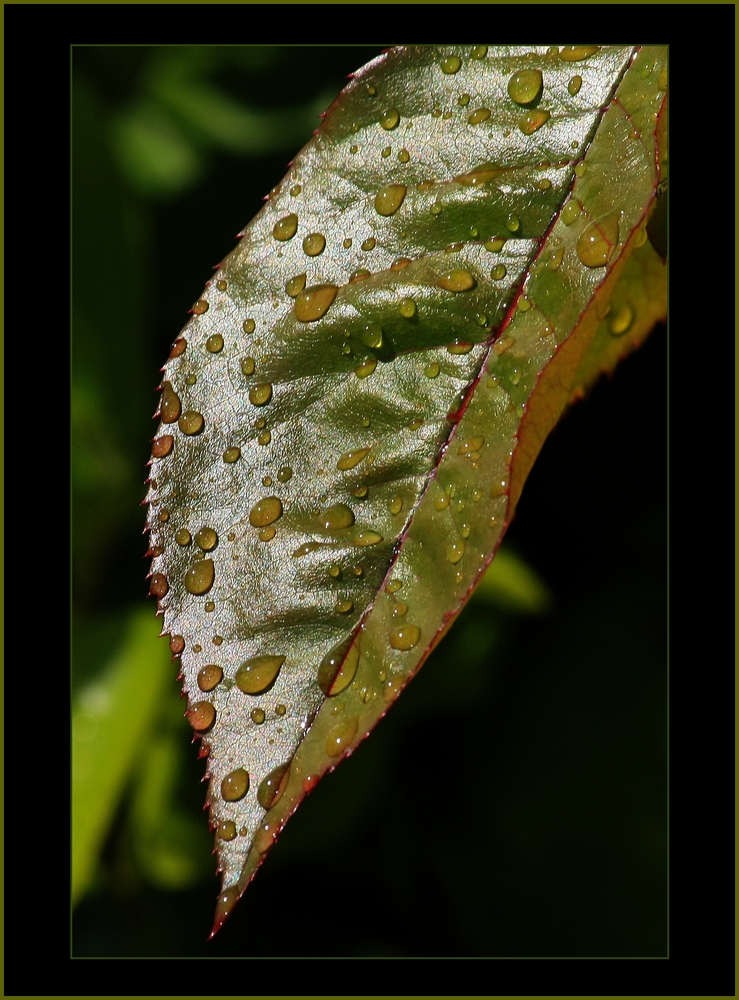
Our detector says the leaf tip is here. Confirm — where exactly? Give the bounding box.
[209,884,241,939]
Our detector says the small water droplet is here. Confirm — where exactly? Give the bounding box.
[319,503,355,531]
[562,199,582,226]
[223,446,241,463]
[242,318,256,335]
[184,372,197,386]
[275,466,293,484]
[302,232,326,257]
[361,237,376,252]
[257,762,290,809]
[170,635,184,655]
[158,509,169,523]
[198,664,223,692]
[398,148,410,163]
[374,183,407,217]
[254,819,279,853]
[435,494,450,510]
[458,435,484,455]
[446,540,466,563]
[354,359,377,379]
[424,361,440,378]
[517,296,531,312]
[218,820,237,841]
[385,579,403,594]
[491,263,508,281]
[518,108,550,135]
[185,559,215,596]
[175,528,191,546]
[258,430,271,446]
[438,269,476,292]
[235,655,285,695]
[350,143,359,154]
[250,707,266,724]
[609,302,633,336]
[391,601,408,618]
[292,541,321,558]
[273,213,298,241]
[351,484,368,499]
[216,279,228,292]
[294,284,338,322]
[149,573,168,598]
[353,530,383,546]
[440,55,462,74]
[576,212,620,268]
[389,624,421,650]
[221,767,249,801]
[160,382,181,424]
[191,299,209,315]
[568,75,583,96]
[275,703,287,716]
[380,108,400,130]
[334,598,353,614]
[490,478,508,498]
[178,411,204,435]
[187,700,215,732]
[249,383,273,406]
[318,634,361,696]
[152,435,173,458]
[458,93,471,107]
[505,214,520,233]
[493,335,515,356]
[467,107,491,125]
[507,68,543,106]
[388,496,403,515]
[325,717,359,757]
[206,334,224,353]
[249,497,283,527]
[559,45,599,62]
[285,273,307,298]
[337,447,370,471]
[169,338,187,359]
[195,527,218,551]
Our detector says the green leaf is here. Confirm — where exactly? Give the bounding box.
[144,44,667,935]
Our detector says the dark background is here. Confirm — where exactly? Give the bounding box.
[72,45,667,959]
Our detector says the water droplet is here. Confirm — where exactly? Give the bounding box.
[458,435,484,455]
[374,183,407,217]
[191,299,209,315]
[239,357,256,379]
[292,541,321,558]
[206,334,224,353]
[485,237,506,253]
[175,528,191,546]
[517,296,531,312]
[467,107,491,125]
[349,268,372,284]
[198,664,223,692]
[440,55,462,74]
[398,148,410,163]
[510,368,522,385]
[576,212,620,268]
[351,484,368,499]
[249,497,283,527]
[609,302,633,336]
[328,564,341,579]
[286,273,307,298]
[318,635,361,696]
[447,341,473,355]
[249,383,273,406]
[560,45,599,62]
[250,707,266,724]
[195,527,218,551]
[169,338,187,359]
[152,435,173,458]
[158,509,170,523]
[381,145,392,159]
[458,93,471,107]
[184,372,197,386]
[170,635,184,655]
[438,269,476,292]
[335,598,353,614]
[160,382,181,424]
[491,263,508,281]
[507,68,543,105]
[635,227,648,248]
[361,237,376,252]
[294,284,338,322]
[258,429,271,446]
[380,108,400,130]
[505,214,520,233]
[389,624,421,650]
[568,75,583,96]
[391,601,408,617]
[389,496,403,515]
[302,232,326,257]
[185,559,215,596]
[290,183,302,196]
[446,540,466,563]
[235,654,285,696]
[493,335,515,356]
[243,318,256,335]
[187,700,215,732]
[355,359,377,379]
[350,143,359,154]
[319,503,355,531]
[358,323,382,350]
[325,717,359,757]
[518,108,550,134]
[216,279,228,292]
[221,767,249,802]
[178,411,204,435]
[424,361,440,378]
[275,703,287,716]
[470,45,488,59]
[562,199,582,225]
[218,820,237,841]
[273,213,298,241]
[223,446,241,463]
[490,478,508,497]
[257,763,290,809]
[353,530,383,546]
[435,494,450,511]
[337,447,370,471]
[149,573,168,598]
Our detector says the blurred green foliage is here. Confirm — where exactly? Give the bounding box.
[72,46,666,958]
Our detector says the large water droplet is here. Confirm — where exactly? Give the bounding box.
[198,664,223,692]
[470,45,488,59]
[160,382,181,424]
[187,700,215,732]
[294,284,338,322]
[438,269,476,292]
[273,213,298,241]
[609,302,633,336]
[185,559,215,595]
[380,108,400,130]
[508,68,543,105]
[440,55,462,74]
[389,624,421,650]
[218,820,237,841]
[325,717,359,757]
[467,107,491,125]
[249,383,273,406]
[337,447,370,471]
[206,334,224,353]
[235,655,285,695]
[223,446,241,463]
[319,503,355,531]
[178,411,204,435]
[191,299,209,315]
[446,540,466,564]
[576,212,620,268]
[374,183,407,217]
[257,763,290,809]
[568,75,583,96]
[355,359,377,379]
[302,233,326,257]
[318,635,361,696]
[286,273,307,298]
[518,109,550,135]
[151,435,173,458]
[249,497,283,527]
[221,767,249,801]
[195,527,218,551]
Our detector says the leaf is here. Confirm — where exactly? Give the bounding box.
[144,44,667,936]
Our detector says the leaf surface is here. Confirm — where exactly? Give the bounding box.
[144,44,667,935]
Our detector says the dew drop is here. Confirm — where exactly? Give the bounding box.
[576,213,620,268]
[318,635,361,696]
[273,213,298,241]
[458,435,485,455]
[185,559,215,596]
[388,496,403,515]
[191,299,209,315]
[250,707,266,724]
[560,45,599,62]
[361,237,376,252]
[276,466,293,484]
[389,624,421,651]
[609,302,633,336]
[170,635,185,655]
[447,540,466,563]
[568,75,583,96]
[275,703,287,716]
[470,45,488,59]
[493,335,515,356]
[249,497,283,527]
[505,214,520,233]
[438,269,476,292]
[353,530,383,546]
[175,528,191,546]
[562,199,582,225]
[249,383,273,406]
[424,361,440,378]
[302,232,326,257]
[319,502,355,531]
[152,435,173,458]
[285,273,307,298]
[447,341,473,355]
[507,68,543,105]
[195,527,218,551]
[221,767,249,802]
[294,284,338,322]
[374,183,407,217]
[456,164,502,186]
[206,334,224,353]
[435,494,450,511]
[380,108,400,130]
[440,55,462,74]
[391,257,412,271]
[169,338,187,359]
[335,598,354,614]
[360,323,383,349]
[257,763,290,809]
[518,109,550,135]
[178,411,204,435]
[223,446,241,463]
[355,359,378,379]
[290,183,302,196]
[216,279,228,292]
[187,700,215,732]
[391,601,408,618]
[160,382,181,424]
[350,268,372,284]
[398,148,410,163]
[491,263,507,281]
[149,573,168,598]
[218,820,237,841]
[337,447,370,471]
[258,430,271,446]
[485,236,506,252]
[198,664,223,692]
[235,655,285,695]
[292,541,321,558]
[325,717,359,757]
[242,318,256,335]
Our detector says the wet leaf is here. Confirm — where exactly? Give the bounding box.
[144,44,667,935]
